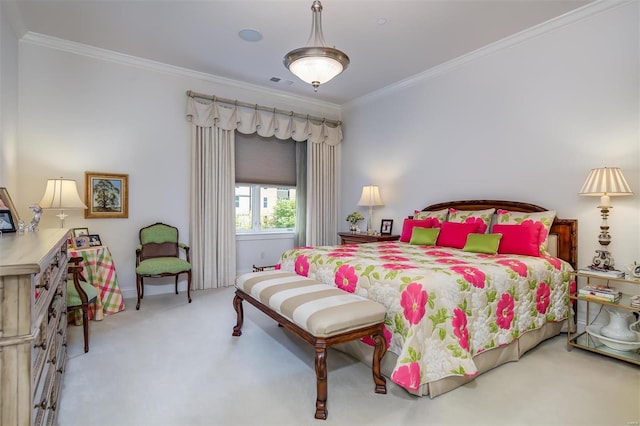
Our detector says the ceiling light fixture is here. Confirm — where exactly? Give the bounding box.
[283,1,349,92]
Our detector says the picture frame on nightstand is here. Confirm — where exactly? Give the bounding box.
[380,219,393,235]
[0,209,16,233]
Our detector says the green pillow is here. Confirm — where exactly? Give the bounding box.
[409,227,440,245]
[463,233,502,254]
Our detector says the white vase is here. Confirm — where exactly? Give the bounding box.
[600,308,638,342]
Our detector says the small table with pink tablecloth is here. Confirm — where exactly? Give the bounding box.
[68,245,125,325]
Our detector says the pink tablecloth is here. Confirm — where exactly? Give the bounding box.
[68,245,125,325]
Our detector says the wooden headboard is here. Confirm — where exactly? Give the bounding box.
[421,200,578,270]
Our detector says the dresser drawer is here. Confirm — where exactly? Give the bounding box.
[32,291,64,391]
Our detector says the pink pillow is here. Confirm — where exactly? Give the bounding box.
[400,218,438,243]
[436,222,481,249]
[493,223,542,257]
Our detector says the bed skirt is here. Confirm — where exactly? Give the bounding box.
[334,320,565,398]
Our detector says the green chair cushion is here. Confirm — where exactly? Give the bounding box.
[136,257,192,275]
[67,279,98,307]
[140,224,178,245]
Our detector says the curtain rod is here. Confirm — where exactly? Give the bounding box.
[186,90,341,126]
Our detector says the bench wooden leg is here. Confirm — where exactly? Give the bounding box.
[314,342,328,420]
[371,332,387,394]
[232,293,244,337]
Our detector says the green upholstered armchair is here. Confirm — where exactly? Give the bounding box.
[67,256,98,353]
[135,222,192,310]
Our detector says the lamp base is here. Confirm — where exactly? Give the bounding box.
[590,249,615,271]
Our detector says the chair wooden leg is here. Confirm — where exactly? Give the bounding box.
[136,275,142,310]
[372,332,387,394]
[232,293,244,336]
[174,275,179,295]
[187,271,192,303]
[82,305,90,353]
[314,342,329,420]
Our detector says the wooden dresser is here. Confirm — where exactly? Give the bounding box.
[0,229,69,425]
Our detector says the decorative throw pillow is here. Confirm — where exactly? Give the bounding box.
[463,233,502,255]
[493,223,542,257]
[447,208,495,234]
[413,208,448,224]
[409,227,440,246]
[494,209,556,255]
[436,221,481,249]
[400,218,439,243]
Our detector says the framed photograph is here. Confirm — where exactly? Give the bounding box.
[0,209,16,233]
[73,227,89,237]
[84,172,129,219]
[88,234,102,247]
[0,187,20,225]
[380,219,393,235]
[73,236,90,249]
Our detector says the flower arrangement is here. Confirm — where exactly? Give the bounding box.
[346,211,364,224]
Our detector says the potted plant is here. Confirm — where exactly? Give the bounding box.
[346,211,364,233]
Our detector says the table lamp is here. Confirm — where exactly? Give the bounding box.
[357,185,384,234]
[579,167,633,270]
[39,178,87,228]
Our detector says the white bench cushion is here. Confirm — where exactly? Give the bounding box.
[236,271,386,338]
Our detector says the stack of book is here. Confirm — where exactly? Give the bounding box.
[578,284,622,303]
[577,267,625,279]
[630,295,640,309]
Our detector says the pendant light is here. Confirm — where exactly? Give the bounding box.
[283,1,350,92]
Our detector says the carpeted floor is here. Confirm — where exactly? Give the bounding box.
[58,286,640,426]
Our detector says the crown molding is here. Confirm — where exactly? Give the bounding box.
[345,0,630,109]
[19,32,343,114]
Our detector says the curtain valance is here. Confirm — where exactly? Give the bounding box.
[186,98,342,146]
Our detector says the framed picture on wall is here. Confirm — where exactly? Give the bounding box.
[380,219,393,235]
[85,172,129,219]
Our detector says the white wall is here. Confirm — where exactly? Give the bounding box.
[16,36,341,298]
[341,2,639,271]
[0,2,20,190]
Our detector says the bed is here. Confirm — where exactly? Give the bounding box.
[277,200,577,397]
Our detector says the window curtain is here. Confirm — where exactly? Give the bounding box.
[295,142,307,247]
[186,97,342,287]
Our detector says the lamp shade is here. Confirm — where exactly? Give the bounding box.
[358,185,384,207]
[579,167,633,195]
[39,178,87,210]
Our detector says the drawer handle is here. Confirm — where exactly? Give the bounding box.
[36,282,50,291]
[57,367,64,374]
[49,356,57,365]
[49,401,57,411]
[35,340,47,350]
[34,399,47,410]
[49,309,57,320]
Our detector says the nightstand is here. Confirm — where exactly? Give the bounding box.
[567,271,640,365]
[338,232,400,245]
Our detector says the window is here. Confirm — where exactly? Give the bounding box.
[234,133,299,234]
[235,184,296,233]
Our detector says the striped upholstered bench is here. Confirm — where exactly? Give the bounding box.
[232,270,387,420]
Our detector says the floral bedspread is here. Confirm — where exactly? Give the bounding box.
[278,241,572,393]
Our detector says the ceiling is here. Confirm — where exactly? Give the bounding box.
[12,0,593,105]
